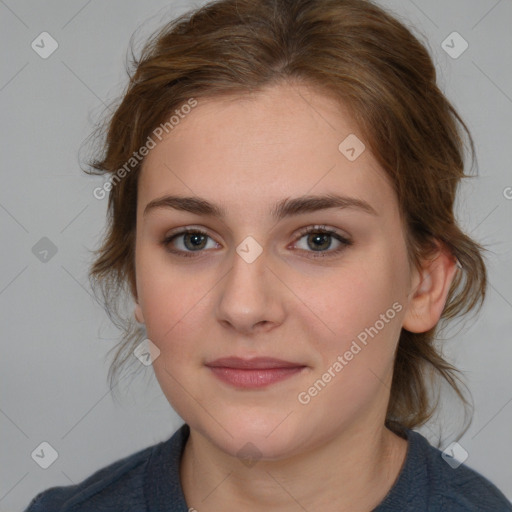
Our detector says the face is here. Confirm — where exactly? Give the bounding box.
[134,82,416,460]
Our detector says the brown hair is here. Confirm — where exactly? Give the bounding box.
[84,0,487,433]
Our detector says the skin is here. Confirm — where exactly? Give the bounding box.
[133,81,458,511]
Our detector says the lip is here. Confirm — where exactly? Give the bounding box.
[205,357,305,369]
[205,357,307,389]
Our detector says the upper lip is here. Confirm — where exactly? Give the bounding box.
[205,357,306,369]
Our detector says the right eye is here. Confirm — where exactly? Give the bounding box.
[162,228,220,257]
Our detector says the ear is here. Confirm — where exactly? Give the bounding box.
[131,275,145,324]
[402,242,459,333]
[134,301,145,324]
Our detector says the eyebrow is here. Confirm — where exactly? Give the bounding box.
[143,193,378,219]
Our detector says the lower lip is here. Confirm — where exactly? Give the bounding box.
[207,366,306,389]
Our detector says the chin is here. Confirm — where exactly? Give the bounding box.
[197,413,309,461]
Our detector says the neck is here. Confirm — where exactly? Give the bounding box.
[180,419,408,512]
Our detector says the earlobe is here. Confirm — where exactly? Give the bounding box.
[402,245,458,333]
[134,302,145,324]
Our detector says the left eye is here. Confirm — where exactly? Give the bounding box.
[162,225,352,258]
[292,226,352,258]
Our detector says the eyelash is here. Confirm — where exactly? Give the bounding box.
[161,225,353,259]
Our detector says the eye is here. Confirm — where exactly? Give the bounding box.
[162,227,219,257]
[292,225,352,258]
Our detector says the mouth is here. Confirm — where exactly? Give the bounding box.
[205,357,307,389]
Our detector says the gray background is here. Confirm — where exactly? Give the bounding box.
[1,0,511,510]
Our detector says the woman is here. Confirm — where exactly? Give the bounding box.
[25,0,512,510]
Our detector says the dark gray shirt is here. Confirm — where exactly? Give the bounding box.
[24,423,512,511]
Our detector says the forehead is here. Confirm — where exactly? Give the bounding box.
[137,82,396,220]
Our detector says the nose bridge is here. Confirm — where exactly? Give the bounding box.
[215,237,283,332]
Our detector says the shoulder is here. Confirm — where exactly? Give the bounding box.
[377,428,512,512]
[23,428,184,512]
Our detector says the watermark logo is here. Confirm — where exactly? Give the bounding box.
[236,441,263,468]
[134,338,161,366]
[31,441,59,469]
[31,32,58,59]
[236,236,263,264]
[338,134,366,162]
[32,237,58,263]
[441,32,469,59]
[442,441,468,469]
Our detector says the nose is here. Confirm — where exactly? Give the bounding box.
[214,243,286,336]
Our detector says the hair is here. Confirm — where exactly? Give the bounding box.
[83,0,487,434]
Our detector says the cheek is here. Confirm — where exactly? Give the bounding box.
[141,285,204,359]
[135,248,200,352]
[300,247,408,365]
[294,261,407,421]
